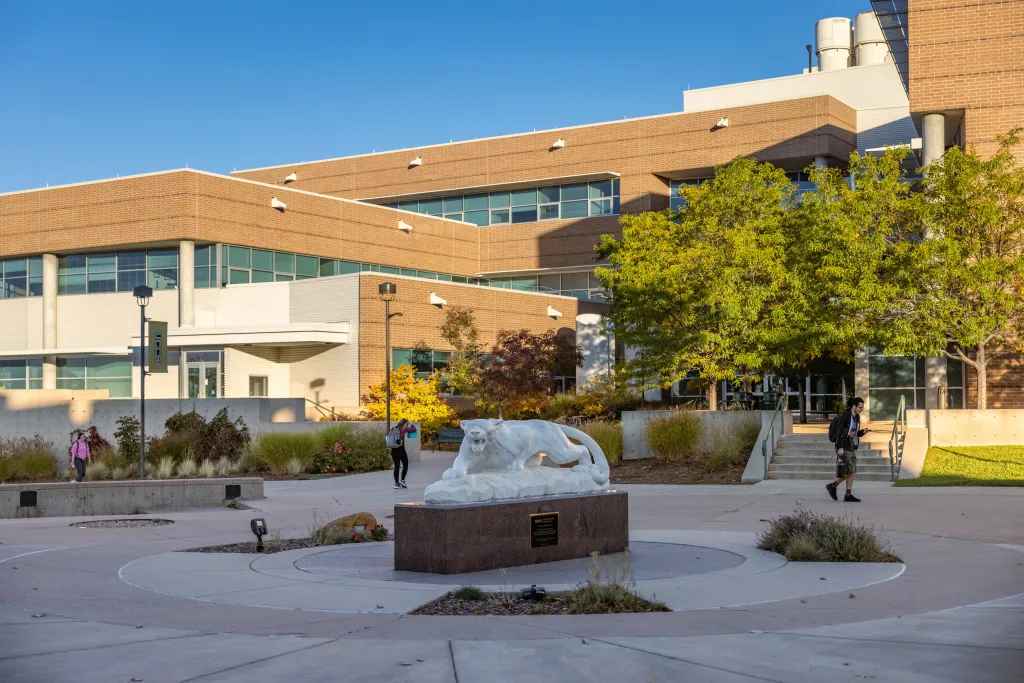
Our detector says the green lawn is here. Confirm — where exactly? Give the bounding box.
[895,445,1024,487]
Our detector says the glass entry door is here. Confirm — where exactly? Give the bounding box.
[185,351,222,398]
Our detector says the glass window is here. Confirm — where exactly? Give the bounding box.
[417,270,437,280]
[400,268,417,277]
[336,260,359,274]
[28,257,42,277]
[437,273,452,282]
[589,180,613,198]
[489,192,510,208]
[319,258,337,277]
[249,376,269,397]
[490,209,510,224]
[539,204,559,220]
[87,271,116,293]
[88,254,116,273]
[464,194,488,211]
[398,201,418,212]
[194,266,212,289]
[538,186,559,204]
[869,356,916,387]
[379,265,400,275]
[147,249,177,269]
[444,213,463,222]
[511,189,537,206]
[420,198,443,215]
[561,272,589,290]
[275,273,294,282]
[464,210,489,226]
[4,277,27,298]
[251,270,274,283]
[561,183,588,201]
[229,269,250,284]
[117,269,147,293]
[590,199,613,216]
[59,274,86,295]
[195,245,211,267]
[274,252,295,274]
[117,252,146,270]
[392,349,411,369]
[252,249,273,271]
[561,200,588,218]
[538,274,561,291]
[296,255,318,277]
[511,277,537,291]
[88,356,130,379]
[149,268,177,290]
[511,206,537,223]
[4,259,26,277]
[589,271,604,289]
[228,246,251,268]
[60,255,86,275]
[442,197,464,213]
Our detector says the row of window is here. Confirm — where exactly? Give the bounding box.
[669,173,819,210]
[0,356,133,396]
[374,179,621,227]
[58,250,178,295]
[0,257,43,299]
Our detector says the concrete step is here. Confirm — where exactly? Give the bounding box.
[775,447,888,458]
[779,434,893,446]
[770,462,892,474]
[771,455,891,466]
[766,470,893,482]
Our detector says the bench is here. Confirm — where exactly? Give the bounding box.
[437,428,465,444]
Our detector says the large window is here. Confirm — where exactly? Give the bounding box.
[377,179,621,227]
[671,174,818,209]
[868,349,924,420]
[58,250,178,295]
[57,356,132,397]
[488,270,608,301]
[0,257,43,299]
[946,354,966,409]
[0,359,42,389]
[221,245,338,285]
[393,348,451,380]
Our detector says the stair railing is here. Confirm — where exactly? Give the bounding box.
[304,398,339,422]
[761,395,788,479]
[888,394,907,481]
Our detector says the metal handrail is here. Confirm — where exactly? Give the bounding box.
[888,395,907,481]
[761,395,788,479]
[304,398,339,421]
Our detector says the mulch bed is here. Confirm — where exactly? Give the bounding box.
[69,519,174,529]
[610,458,750,485]
[412,592,671,616]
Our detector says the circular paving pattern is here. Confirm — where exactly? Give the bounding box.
[294,540,746,585]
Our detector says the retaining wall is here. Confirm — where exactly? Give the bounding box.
[622,410,762,461]
[0,477,264,518]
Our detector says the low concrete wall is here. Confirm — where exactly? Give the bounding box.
[925,409,1024,447]
[257,420,422,462]
[742,409,792,482]
[0,394,304,446]
[897,410,929,479]
[622,410,761,461]
[0,477,264,518]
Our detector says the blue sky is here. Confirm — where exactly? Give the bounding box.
[0,1,870,193]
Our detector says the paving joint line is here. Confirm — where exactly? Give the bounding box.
[0,632,206,661]
[176,636,342,683]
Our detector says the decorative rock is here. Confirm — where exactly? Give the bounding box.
[314,512,378,545]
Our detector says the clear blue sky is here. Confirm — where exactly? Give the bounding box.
[0,1,870,193]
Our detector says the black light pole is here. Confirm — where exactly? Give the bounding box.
[378,282,401,433]
[133,284,153,479]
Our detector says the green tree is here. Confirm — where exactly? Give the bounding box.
[596,157,793,409]
[437,305,482,396]
[478,329,583,419]
[879,129,1024,409]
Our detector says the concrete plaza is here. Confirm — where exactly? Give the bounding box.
[1,453,1022,682]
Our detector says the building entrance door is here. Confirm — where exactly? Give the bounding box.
[185,351,222,399]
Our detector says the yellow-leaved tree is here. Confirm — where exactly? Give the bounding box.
[361,365,455,436]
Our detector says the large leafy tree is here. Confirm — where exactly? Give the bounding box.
[437,305,483,396]
[595,158,792,409]
[879,129,1024,408]
[478,329,583,419]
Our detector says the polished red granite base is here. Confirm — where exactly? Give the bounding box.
[394,491,628,574]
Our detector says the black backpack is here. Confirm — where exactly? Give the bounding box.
[828,413,844,444]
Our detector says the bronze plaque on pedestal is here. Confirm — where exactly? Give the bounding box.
[530,512,558,548]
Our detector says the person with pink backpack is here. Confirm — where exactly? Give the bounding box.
[70,432,90,483]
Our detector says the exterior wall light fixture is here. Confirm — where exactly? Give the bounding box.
[408,156,422,168]
[271,197,287,211]
[429,292,446,307]
[551,138,565,150]
[715,117,729,129]
[284,172,297,183]
[398,220,413,233]
[547,305,562,319]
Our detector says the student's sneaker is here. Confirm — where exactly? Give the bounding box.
[393,483,402,489]
[399,481,408,489]
[844,492,861,503]
[826,482,838,501]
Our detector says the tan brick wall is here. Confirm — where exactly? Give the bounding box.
[234,97,857,272]
[0,170,483,276]
[964,351,1024,408]
[357,273,579,401]
[908,0,1024,157]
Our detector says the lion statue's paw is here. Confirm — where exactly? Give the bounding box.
[442,467,467,481]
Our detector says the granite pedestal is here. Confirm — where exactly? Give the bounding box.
[394,490,628,574]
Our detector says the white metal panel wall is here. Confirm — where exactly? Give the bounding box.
[288,275,360,408]
[57,290,178,348]
[683,63,907,119]
[0,299,32,351]
[287,274,359,323]
[224,347,291,398]
[193,283,290,328]
[856,107,919,153]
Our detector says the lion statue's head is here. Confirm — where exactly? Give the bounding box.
[461,419,504,454]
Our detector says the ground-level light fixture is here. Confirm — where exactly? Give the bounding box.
[251,518,268,552]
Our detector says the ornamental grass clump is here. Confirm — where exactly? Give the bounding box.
[581,421,623,465]
[758,506,900,563]
[453,586,484,601]
[645,411,703,461]
[567,551,669,614]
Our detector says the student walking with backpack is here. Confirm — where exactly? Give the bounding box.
[827,397,868,502]
[386,419,415,489]
[70,432,90,483]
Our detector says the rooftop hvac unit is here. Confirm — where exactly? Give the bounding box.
[816,17,852,72]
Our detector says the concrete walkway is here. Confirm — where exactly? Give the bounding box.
[1,453,1023,682]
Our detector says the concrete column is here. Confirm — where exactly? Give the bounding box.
[922,113,945,167]
[855,347,870,422]
[924,356,948,410]
[42,253,58,389]
[813,156,828,168]
[178,240,195,327]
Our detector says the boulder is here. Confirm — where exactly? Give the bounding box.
[314,512,379,545]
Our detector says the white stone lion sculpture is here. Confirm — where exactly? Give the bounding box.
[424,419,611,504]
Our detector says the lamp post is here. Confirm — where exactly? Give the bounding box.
[133,284,153,479]
[378,282,402,433]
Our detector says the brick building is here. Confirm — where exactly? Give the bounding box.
[0,5,1020,417]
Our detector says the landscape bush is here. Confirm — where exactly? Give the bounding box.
[0,436,60,482]
[240,425,391,476]
[645,411,703,461]
[581,421,623,465]
[114,415,141,464]
[253,431,321,474]
[699,419,761,471]
[567,551,669,614]
[757,506,900,563]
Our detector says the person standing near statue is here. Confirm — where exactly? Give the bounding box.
[387,419,415,489]
[70,432,90,483]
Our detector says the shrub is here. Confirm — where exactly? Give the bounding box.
[205,408,250,461]
[153,409,250,463]
[307,431,391,474]
[361,365,455,437]
[69,426,111,456]
[581,421,623,465]
[177,457,198,478]
[114,415,141,464]
[239,442,267,474]
[758,506,899,563]
[567,551,669,614]
[214,456,233,476]
[198,459,217,478]
[146,432,199,467]
[783,534,826,562]
[698,420,759,471]
[155,457,176,479]
[0,458,17,482]
[164,410,207,437]
[645,411,703,461]
[285,457,304,475]
[110,465,133,480]
[254,432,320,474]
[370,524,390,541]
[0,437,60,481]
[88,462,109,480]
[453,586,483,600]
